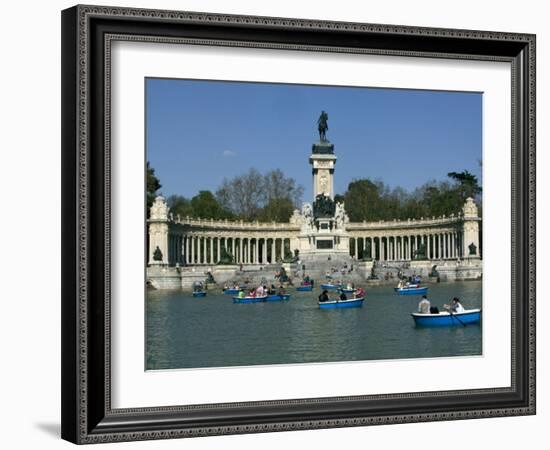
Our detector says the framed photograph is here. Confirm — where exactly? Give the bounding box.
[61,5,536,444]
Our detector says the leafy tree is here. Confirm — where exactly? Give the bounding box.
[146,162,161,213]
[447,170,482,202]
[343,179,382,221]
[340,170,481,221]
[190,190,230,219]
[258,197,295,222]
[166,195,193,219]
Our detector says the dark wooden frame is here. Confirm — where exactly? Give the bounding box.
[61,4,536,444]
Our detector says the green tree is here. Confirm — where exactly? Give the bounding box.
[343,179,382,221]
[190,190,230,219]
[146,162,161,213]
[447,170,482,202]
[340,170,481,222]
[258,197,295,222]
[166,195,193,219]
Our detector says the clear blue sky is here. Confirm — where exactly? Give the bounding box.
[146,78,482,202]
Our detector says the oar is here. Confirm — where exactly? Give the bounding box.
[450,311,466,327]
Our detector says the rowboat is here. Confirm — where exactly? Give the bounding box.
[265,294,291,302]
[232,295,268,304]
[296,284,313,292]
[192,291,207,298]
[411,308,481,327]
[224,288,243,295]
[394,285,428,295]
[318,297,364,309]
[320,283,342,290]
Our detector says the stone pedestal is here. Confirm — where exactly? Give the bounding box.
[310,141,337,199]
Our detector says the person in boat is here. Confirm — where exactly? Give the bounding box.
[238,290,245,298]
[397,280,404,289]
[356,287,365,299]
[418,295,431,314]
[443,297,464,313]
[318,290,330,303]
[339,291,347,301]
[278,286,286,296]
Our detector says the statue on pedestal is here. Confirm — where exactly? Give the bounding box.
[317,110,329,141]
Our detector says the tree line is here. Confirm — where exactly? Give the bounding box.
[147,162,481,222]
[336,170,481,221]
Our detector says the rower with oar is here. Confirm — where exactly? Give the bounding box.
[443,297,466,327]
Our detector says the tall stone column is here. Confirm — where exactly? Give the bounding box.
[197,236,201,264]
[451,232,456,258]
[239,238,244,264]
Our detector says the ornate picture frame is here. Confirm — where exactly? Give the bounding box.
[61,5,535,444]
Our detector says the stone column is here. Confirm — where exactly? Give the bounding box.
[185,236,189,265]
[354,238,358,259]
[451,232,456,258]
[196,236,201,264]
[239,238,244,264]
[254,238,259,264]
[271,239,275,263]
[217,237,221,263]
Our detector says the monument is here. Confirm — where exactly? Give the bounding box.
[147,110,482,288]
[291,111,351,258]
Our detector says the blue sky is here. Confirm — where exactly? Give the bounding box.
[146,78,482,202]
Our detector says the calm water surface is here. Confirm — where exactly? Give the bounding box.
[146,281,482,370]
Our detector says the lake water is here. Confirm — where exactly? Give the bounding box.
[146,281,482,370]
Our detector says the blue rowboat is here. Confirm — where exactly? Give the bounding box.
[224,288,243,295]
[318,297,364,309]
[232,295,267,304]
[266,294,291,302]
[394,285,428,296]
[296,285,313,292]
[412,309,481,327]
[192,291,207,298]
[320,283,342,290]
